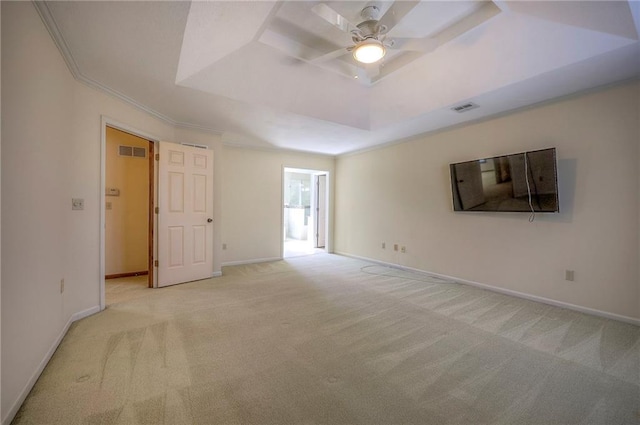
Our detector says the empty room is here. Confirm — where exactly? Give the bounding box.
[1,1,639,424]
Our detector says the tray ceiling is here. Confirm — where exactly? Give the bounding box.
[41,1,640,155]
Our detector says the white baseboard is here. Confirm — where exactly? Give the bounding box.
[2,305,100,425]
[212,271,222,277]
[335,251,640,326]
[3,317,72,425]
[221,257,282,267]
[72,305,100,322]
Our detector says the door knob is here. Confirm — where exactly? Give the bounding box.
[207,218,213,223]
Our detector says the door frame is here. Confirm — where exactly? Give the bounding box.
[315,174,327,248]
[100,116,159,310]
[281,166,331,259]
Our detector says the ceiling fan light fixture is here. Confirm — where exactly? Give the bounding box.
[353,39,385,64]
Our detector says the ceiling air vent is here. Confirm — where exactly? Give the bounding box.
[451,102,479,113]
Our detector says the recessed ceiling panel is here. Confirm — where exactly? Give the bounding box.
[177,42,371,130]
[40,0,640,155]
[176,1,279,83]
[508,1,639,41]
[370,12,638,129]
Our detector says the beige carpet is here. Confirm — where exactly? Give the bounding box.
[13,254,640,424]
[105,275,150,306]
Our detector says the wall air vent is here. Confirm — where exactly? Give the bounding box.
[118,145,132,156]
[181,143,208,149]
[451,102,479,113]
[118,145,147,158]
[132,147,146,158]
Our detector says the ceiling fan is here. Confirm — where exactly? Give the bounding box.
[311,1,439,70]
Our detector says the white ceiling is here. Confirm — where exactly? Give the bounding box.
[41,1,640,155]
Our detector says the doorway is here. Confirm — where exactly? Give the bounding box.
[104,126,155,305]
[283,168,328,258]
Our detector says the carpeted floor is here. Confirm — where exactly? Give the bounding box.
[13,254,640,424]
[105,275,150,306]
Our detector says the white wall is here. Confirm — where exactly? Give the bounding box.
[335,81,640,320]
[2,3,181,422]
[1,5,335,420]
[4,2,634,423]
[68,84,178,322]
[1,2,75,421]
[221,146,334,264]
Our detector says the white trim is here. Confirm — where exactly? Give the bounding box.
[335,252,640,326]
[1,306,99,425]
[281,165,288,260]
[222,141,336,157]
[212,271,223,278]
[72,305,101,322]
[221,257,282,267]
[33,2,80,78]
[339,78,640,159]
[32,1,640,160]
[100,121,106,310]
[33,1,224,136]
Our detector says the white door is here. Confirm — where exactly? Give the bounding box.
[315,174,326,248]
[158,142,214,287]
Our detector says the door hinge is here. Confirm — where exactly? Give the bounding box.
[155,153,159,161]
[154,260,159,267]
[155,206,159,214]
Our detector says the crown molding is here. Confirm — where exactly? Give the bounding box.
[32,1,223,136]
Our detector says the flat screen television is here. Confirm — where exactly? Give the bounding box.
[450,148,559,212]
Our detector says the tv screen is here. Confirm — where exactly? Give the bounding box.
[450,148,559,212]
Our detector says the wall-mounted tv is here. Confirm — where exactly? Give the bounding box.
[450,148,559,212]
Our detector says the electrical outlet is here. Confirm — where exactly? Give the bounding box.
[72,198,84,210]
[401,246,406,253]
[222,243,227,250]
[105,202,112,210]
[382,242,385,249]
[394,244,398,251]
[565,270,575,281]
[60,278,65,293]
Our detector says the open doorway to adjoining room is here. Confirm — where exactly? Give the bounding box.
[104,126,155,306]
[283,168,328,258]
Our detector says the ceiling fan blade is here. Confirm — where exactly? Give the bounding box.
[378,0,420,33]
[311,47,350,63]
[388,37,439,53]
[312,3,359,34]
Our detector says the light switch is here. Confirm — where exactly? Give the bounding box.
[106,202,112,210]
[72,198,84,210]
